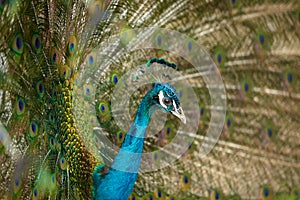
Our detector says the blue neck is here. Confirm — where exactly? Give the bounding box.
[110,93,153,171]
[134,92,153,127]
[93,90,155,200]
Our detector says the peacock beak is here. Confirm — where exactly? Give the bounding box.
[171,106,186,124]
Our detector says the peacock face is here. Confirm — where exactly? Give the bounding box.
[152,83,186,124]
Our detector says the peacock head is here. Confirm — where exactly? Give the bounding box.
[151,83,186,124]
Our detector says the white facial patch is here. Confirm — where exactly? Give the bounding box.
[158,90,167,109]
[172,100,177,110]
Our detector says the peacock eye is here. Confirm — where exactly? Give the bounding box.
[163,98,172,105]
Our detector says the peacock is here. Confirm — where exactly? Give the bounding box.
[92,59,186,199]
[0,0,300,200]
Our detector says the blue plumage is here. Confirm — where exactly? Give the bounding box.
[92,59,186,200]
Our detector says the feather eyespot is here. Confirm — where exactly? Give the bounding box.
[36,81,45,98]
[116,130,125,145]
[32,34,42,54]
[59,156,67,170]
[200,107,205,115]
[294,190,298,196]
[0,0,6,12]
[157,190,161,197]
[86,52,96,68]
[188,41,192,51]
[287,72,293,83]
[267,128,272,138]
[68,36,77,54]
[179,173,191,191]
[260,186,272,199]
[49,137,55,149]
[184,175,189,183]
[48,112,55,124]
[59,65,71,80]
[213,46,226,68]
[259,34,265,45]
[14,177,21,193]
[154,153,158,160]
[89,55,94,65]
[210,190,223,200]
[35,37,40,49]
[11,34,23,55]
[217,54,222,63]
[33,188,38,197]
[50,47,61,65]
[28,121,38,138]
[166,127,171,135]
[291,187,300,198]
[264,188,269,197]
[227,118,231,127]
[16,98,25,115]
[111,74,119,85]
[244,83,249,92]
[157,35,162,46]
